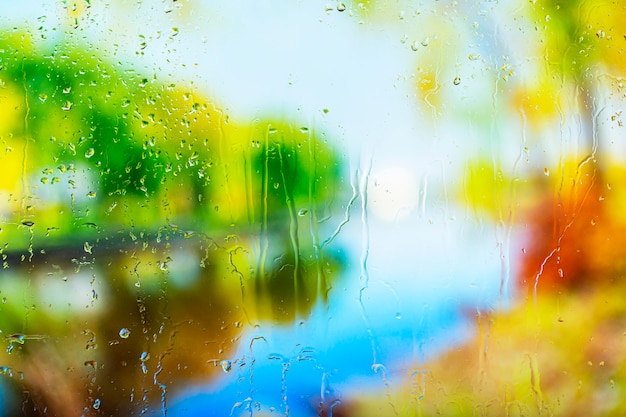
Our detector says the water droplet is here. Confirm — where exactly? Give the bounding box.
[38,94,48,103]
[84,242,93,254]
[371,363,386,373]
[453,76,461,85]
[468,53,481,61]
[337,3,346,12]
[85,148,95,158]
[159,260,169,271]
[220,359,232,373]
[0,366,12,377]
[61,101,72,111]
[8,334,25,345]
[420,37,430,47]
[140,351,150,362]
[93,399,101,410]
[86,191,97,198]
[119,328,131,339]
[21,221,34,228]
[84,360,98,369]
[298,209,308,216]
[410,41,419,51]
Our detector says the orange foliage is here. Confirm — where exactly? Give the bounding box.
[516,158,624,294]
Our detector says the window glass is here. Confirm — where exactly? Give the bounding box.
[1,1,624,415]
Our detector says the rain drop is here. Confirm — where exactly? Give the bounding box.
[85,148,95,158]
[119,328,131,339]
[84,360,98,369]
[0,366,12,377]
[298,209,308,216]
[453,76,461,85]
[220,359,232,373]
[93,399,101,410]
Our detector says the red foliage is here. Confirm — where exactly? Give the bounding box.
[516,161,620,294]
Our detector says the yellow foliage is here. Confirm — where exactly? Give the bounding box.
[415,67,442,111]
[0,139,26,196]
[579,0,626,76]
[514,80,561,125]
[346,280,626,416]
[530,0,626,77]
[66,0,90,21]
[462,160,513,221]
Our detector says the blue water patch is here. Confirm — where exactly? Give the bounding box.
[166,299,474,416]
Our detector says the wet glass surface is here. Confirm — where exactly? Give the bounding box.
[1,1,625,416]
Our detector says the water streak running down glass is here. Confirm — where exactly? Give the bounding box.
[0,1,625,416]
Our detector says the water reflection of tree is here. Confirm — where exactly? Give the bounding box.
[0,34,347,415]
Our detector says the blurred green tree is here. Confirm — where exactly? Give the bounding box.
[0,32,347,416]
